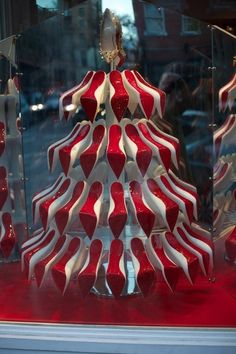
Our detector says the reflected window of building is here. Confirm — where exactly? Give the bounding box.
[144,4,167,36]
[64,11,72,25]
[81,50,87,66]
[36,0,58,11]
[79,32,86,47]
[182,15,201,35]
[78,7,85,17]
[79,19,85,28]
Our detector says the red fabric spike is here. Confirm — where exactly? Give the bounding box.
[129,181,155,237]
[78,239,103,295]
[80,71,106,122]
[55,181,85,235]
[80,125,105,178]
[133,70,166,117]
[107,125,126,178]
[34,235,67,287]
[147,179,179,232]
[39,179,71,230]
[24,230,55,280]
[124,70,154,119]
[138,122,171,171]
[79,182,103,239]
[107,239,126,297]
[125,124,152,176]
[0,213,16,258]
[131,237,155,296]
[59,124,91,176]
[51,238,82,293]
[109,70,129,121]
[108,182,127,239]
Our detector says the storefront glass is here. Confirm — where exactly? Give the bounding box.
[0,0,235,327]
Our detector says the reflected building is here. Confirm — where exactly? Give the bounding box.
[132,0,211,88]
[0,0,38,39]
[16,0,102,108]
[59,0,103,79]
[132,0,218,218]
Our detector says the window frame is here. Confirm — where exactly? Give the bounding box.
[144,5,167,36]
[181,15,201,36]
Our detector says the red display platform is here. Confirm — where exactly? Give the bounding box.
[0,238,235,327]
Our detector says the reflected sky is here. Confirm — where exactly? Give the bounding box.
[102,0,134,19]
[36,0,55,8]
[36,0,134,19]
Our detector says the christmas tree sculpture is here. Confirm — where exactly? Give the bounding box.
[21,9,213,297]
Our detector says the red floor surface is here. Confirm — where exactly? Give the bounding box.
[0,239,236,327]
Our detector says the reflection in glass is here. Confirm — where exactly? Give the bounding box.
[0,0,235,327]
[212,26,236,265]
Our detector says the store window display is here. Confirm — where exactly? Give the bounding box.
[22,9,213,297]
[0,0,236,331]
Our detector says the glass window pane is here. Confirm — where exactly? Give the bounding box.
[0,0,236,331]
[182,15,201,34]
